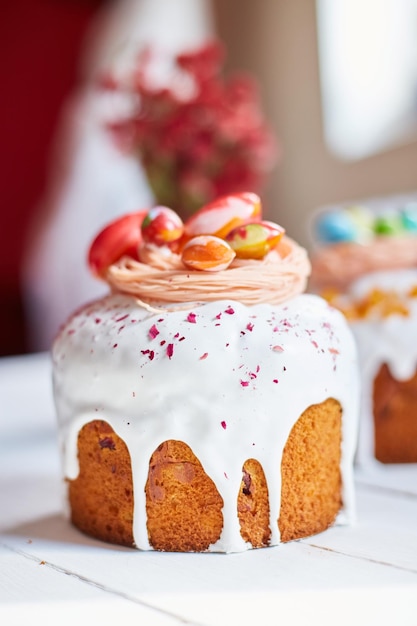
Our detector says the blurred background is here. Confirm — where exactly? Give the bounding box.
[1,0,417,356]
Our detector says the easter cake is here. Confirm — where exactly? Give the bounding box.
[310,193,417,464]
[52,192,359,552]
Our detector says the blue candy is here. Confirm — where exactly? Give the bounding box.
[315,212,357,243]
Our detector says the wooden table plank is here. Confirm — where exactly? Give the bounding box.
[0,546,182,625]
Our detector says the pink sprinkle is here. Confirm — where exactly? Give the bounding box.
[95,318,101,324]
[141,349,155,361]
[240,380,249,387]
[225,306,235,315]
[67,329,75,335]
[329,347,340,355]
[256,365,260,372]
[115,314,129,322]
[187,312,197,323]
[246,322,254,331]
[311,340,319,349]
[179,336,185,341]
[113,343,118,348]
[174,332,180,338]
[272,345,284,352]
[118,325,125,333]
[249,372,257,379]
[221,421,227,429]
[160,340,166,346]
[273,379,279,384]
[149,324,159,339]
[215,312,222,320]
[167,343,174,359]
[158,318,165,322]
[224,472,228,479]
[200,352,208,360]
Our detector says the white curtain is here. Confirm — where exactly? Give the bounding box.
[23,0,214,352]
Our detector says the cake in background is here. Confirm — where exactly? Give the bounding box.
[309,192,417,465]
[52,192,359,553]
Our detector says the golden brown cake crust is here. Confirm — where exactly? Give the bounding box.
[145,440,224,552]
[279,398,342,542]
[238,459,271,548]
[68,420,134,546]
[373,363,417,463]
[68,397,343,551]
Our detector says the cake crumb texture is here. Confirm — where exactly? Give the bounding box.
[69,420,134,546]
[69,397,343,551]
[373,363,417,463]
[145,440,224,552]
[238,458,271,548]
[279,398,342,542]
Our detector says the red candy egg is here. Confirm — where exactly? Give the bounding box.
[141,206,184,246]
[184,192,262,240]
[226,221,285,259]
[88,210,147,277]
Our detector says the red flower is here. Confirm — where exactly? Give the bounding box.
[104,40,278,218]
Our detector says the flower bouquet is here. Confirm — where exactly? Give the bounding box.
[100,40,278,219]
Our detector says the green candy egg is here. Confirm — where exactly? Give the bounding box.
[373,213,403,236]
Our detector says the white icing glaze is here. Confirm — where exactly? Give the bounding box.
[345,269,417,465]
[52,293,359,552]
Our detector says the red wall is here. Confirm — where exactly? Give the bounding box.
[0,0,106,355]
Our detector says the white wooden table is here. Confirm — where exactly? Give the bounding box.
[1,352,416,626]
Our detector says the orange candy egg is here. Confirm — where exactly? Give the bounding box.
[226,221,285,259]
[141,206,184,246]
[184,192,262,240]
[88,210,148,277]
[182,235,236,272]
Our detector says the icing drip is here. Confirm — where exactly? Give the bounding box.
[52,293,359,552]
[105,236,311,307]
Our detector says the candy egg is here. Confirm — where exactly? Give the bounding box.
[400,203,417,232]
[181,235,236,271]
[373,213,403,236]
[345,205,374,242]
[226,221,285,259]
[141,206,184,246]
[88,210,147,277]
[315,211,357,244]
[184,192,262,239]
